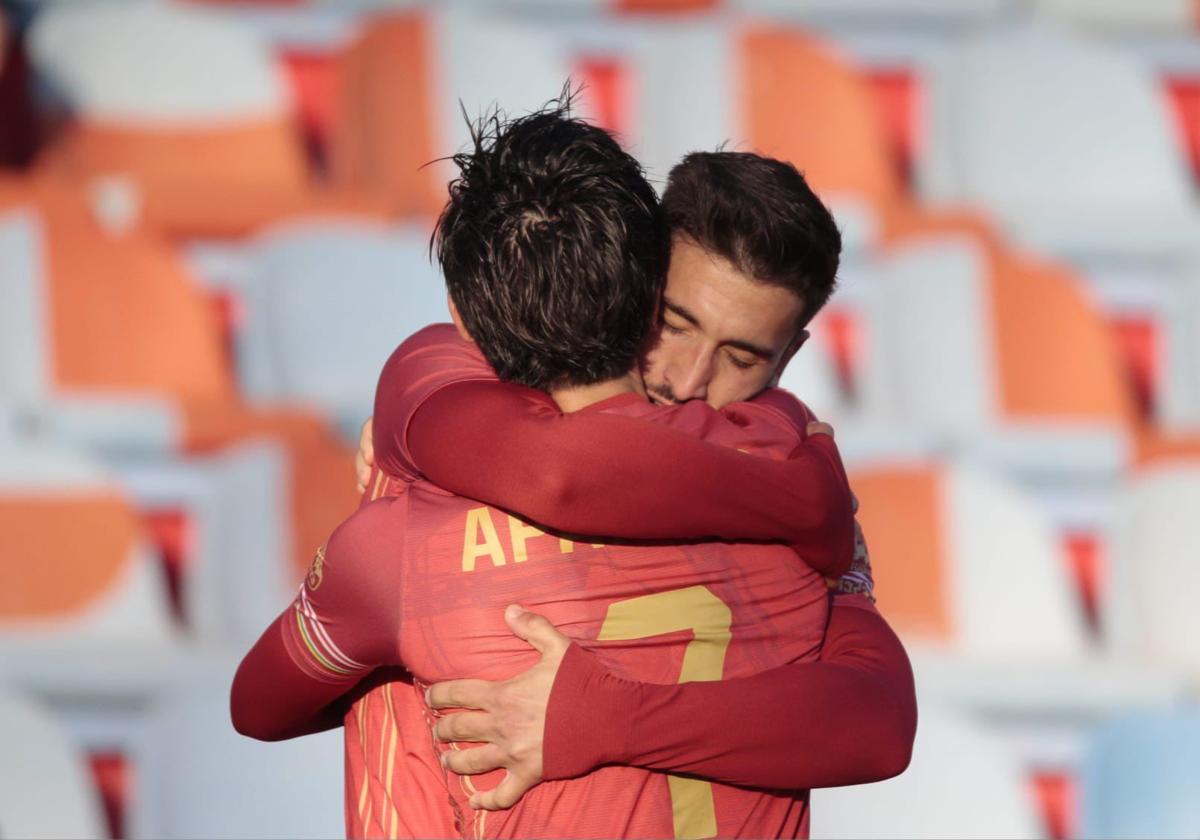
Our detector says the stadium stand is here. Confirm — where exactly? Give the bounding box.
[1,2,1198,838]
[0,689,107,840]
[0,176,357,615]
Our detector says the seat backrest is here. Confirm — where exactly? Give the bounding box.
[131,675,344,839]
[0,177,235,406]
[919,27,1192,220]
[1109,459,1200,675]
[0,442,174,642]
[631,22,896,252]
[241,219,448,421]
[852,460,1088,658]
[811,702,1041,839]
[1035,0,1197,34]
[330,9,576,218]
[29,0,288,124]
[0,689,106,840]
[1081,709,1200,840]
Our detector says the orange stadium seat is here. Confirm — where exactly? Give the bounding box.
[25,2,382,239]
[0,689,107,840]
[0,177,358,625]
[0,443,175,647]
[849,460,1088,658]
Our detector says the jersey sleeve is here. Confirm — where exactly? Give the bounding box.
[230,501,407,741]
[372,329,854,577]
[540,595,916,790]
[372,323,499,482]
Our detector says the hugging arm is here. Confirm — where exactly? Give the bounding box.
[429,596,916,809]
[231,503,404,741]
[542,596,916,790]
[378,372,854,576]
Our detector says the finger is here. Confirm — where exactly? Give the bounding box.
[470,772,536,811]
[434,711,494,743]
[504,605,570,657]
[360,417,375,464]
[806,420,834,439]
[427,678,495,711]
[440,744,506,776]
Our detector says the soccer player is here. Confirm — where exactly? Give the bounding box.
[351,150,909,812]
[233,104,913,838]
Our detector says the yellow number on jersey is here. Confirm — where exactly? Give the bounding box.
[597,586,732,839]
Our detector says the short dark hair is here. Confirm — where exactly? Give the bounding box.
[433,99,666,390]
[662,151,841,326]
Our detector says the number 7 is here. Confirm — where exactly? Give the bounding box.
[598,585,732,839]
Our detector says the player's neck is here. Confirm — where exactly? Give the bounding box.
[550,370,645,413]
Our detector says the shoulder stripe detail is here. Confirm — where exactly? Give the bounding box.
[293,609,358,676]
[298,587,367,671]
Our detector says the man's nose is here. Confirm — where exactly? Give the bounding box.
[668,351,713,402]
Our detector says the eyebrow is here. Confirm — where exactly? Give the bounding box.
[661,297,776,360]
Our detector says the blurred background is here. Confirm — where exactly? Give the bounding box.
[2,0,1200,837]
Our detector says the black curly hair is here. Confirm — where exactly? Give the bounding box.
[432,91,666,390]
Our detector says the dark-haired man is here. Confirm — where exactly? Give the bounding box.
[234,106,913,838]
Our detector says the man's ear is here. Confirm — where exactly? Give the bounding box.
[447,296,472,341]
[769,329,810,388]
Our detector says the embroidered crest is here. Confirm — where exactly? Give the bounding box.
[306,543,326,590]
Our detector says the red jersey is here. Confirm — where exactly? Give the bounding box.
[284,326,841,838]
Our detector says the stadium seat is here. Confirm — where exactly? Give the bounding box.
[26,1,376,238]
[130,674,344,840]
[0,689,106,840]
[918,26,1194,244]
[811,702,1041,839]
[0,441,175,646]
[238,218,447,432]
[1033,0,1197,33]
[631,22,900,254]
[330,7,577,219]
[850,459,1088,659]
[1081,709,1200,840]
[857,235,1135,481]
[1107,457,1200,677]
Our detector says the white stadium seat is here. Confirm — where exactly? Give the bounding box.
[0,690,106,840]
[240,219,448,432]
[130,676,344,840]
[1108,458,1200,678]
